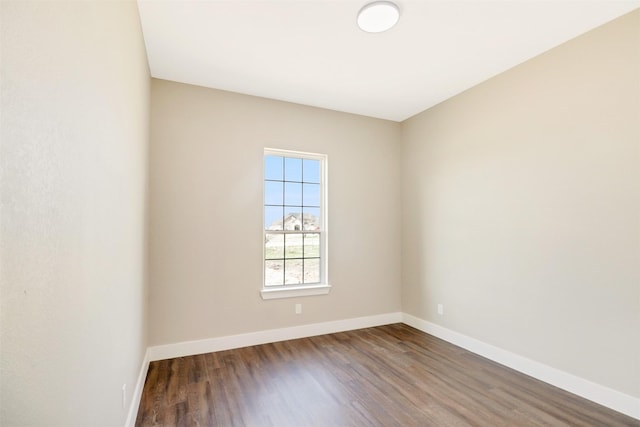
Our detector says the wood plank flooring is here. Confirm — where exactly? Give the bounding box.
[135,323,639,426]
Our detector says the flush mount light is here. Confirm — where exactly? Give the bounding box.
[357,1,400,33]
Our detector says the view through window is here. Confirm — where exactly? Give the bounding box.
[264,150,325,287]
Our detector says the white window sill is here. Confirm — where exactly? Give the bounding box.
[260,284,331,300]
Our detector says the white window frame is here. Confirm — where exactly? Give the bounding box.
[261,148,330,300]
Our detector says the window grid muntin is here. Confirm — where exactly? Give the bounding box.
[264,151,324,287]
[264,231,321,287]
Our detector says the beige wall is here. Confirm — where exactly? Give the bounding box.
[148,79,402,345]
[401,9,640,397]
[0,2,149,426]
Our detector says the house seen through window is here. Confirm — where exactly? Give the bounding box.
[264,150,326,288]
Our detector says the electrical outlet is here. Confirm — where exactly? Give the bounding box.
[122,384,127,409]
[437,304,444,315]
[295,303,302,314]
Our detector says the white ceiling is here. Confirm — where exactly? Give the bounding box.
[137,0,640,122]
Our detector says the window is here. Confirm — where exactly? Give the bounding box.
[261,149,330,299]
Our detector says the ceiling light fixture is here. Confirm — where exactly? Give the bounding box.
[357,1,400,33]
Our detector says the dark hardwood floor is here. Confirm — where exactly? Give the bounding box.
[135,323,639,426]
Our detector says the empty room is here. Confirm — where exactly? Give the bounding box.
[1,1,639,426]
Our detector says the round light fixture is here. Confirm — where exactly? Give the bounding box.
[357,1,400,33]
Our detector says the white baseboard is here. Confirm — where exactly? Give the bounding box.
[125,349,150,427]
[147,312,403,362]
[402,313,640,420]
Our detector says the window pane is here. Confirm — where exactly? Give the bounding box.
[303,159,320,183]
[284,157,302,182]
[302,207,320,230]
[265,233,284,259]
[303,183,320,207]
[284,182,302,206]
[283,211,302,230]
[284,234,303,259]
[265,206,283,230]
[265,156,283,181]
[304,233,319,257]
[284,259,303,285]
[304,258,320,283]
[265,260,284,286]
[264,181,283,205]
